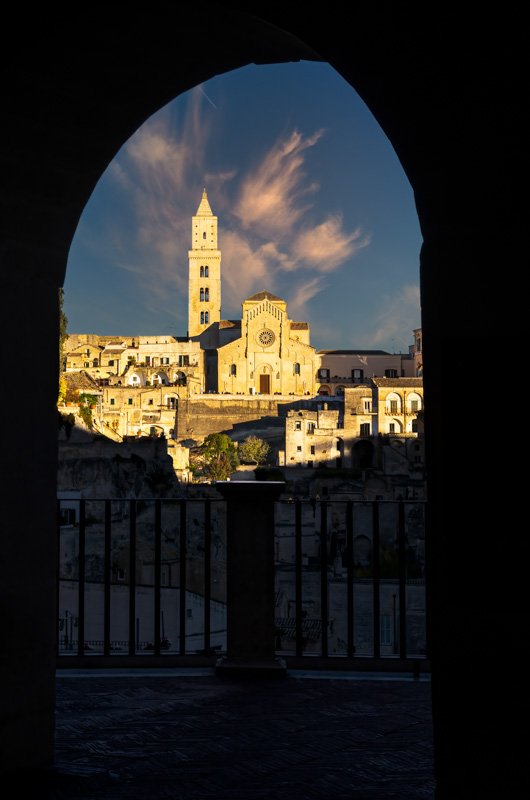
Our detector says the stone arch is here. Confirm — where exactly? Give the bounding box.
[3,8,525,793]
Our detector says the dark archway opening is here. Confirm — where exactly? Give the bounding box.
[2,5,527,798]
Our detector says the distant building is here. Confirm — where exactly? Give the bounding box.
[62,191,422,459]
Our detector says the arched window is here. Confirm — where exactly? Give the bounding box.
[200,288,204,301]
[204,311,209,324]
[293,362,300,375]
[204,288,209,301]
[200,311,205,324]
[230,364,237,376]
[204,265,209,277]
[200,266,204,277]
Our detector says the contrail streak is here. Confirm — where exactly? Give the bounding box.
[199,86,217,109]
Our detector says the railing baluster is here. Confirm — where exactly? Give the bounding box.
[154,500,162,656]
[372,502,380,659]
[204,499,211,654]
[295,499,303,657]
[56,500,61,656]
[346,500,355,658]
[77,500,85,657]
[128,500,136,656]
[179,500,187,656]
[398,501,407,658]
[103,500,111,657]
[320,500,328,658]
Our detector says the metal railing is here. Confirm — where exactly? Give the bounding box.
[57,494,428,671]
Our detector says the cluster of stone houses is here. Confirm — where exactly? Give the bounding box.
[60,190,424,493]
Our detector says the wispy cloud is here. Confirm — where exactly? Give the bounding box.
[288,277,326,318]
[292,216,370,272]
[370,285,421,350]
[96,89,370,326]
[232,129,324,238]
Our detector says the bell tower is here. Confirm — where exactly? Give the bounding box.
[188,189,221,337]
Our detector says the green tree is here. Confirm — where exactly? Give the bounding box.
[238,435,270,467]
[198,433,239,481]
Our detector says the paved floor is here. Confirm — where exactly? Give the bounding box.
[12,669,435,799]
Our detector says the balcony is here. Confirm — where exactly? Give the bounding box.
[57,487,428,673]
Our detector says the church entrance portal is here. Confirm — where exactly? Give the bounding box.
[259,375,270,394]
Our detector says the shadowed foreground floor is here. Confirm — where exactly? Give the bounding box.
[12,669,434,799]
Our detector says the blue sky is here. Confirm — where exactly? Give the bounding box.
[64,61,422,353]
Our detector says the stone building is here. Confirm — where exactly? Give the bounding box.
[282,378,425,498]
[215,291,316,396]
[62,192,423,454]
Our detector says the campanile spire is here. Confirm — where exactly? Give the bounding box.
[187,189,221,337]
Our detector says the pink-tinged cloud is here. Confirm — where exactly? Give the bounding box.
[287,276,326,317]
[232,129,324,237]
[220,231,273,312]
[291,215,371,272]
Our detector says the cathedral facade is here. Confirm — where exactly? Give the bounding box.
[189,190,317,395]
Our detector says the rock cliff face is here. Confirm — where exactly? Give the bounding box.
[58,415,180,498]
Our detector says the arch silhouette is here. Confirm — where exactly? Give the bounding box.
[1,6,526,796]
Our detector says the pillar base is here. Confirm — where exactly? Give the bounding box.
[215,656,287,678]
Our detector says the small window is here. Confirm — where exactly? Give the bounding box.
[363,400,371,412]
[390,400,398,414]
[297,445,302,452]
[384,369,398,378]
[204,266,209,277]
[205,312,209,324]
[110,398,115,406]
[295,421,301,430]
[307,422,315,434]
[389,423,395,433]
[205,288,209,302]
[200,288,204,302]
[128,398,133,405]
[294,362,300,375]
[352,368,364,382]
[203,231,206,239]
[230,364,237,376]
[148,399,154,405]
[360,423,370,437]
[310,445,315,455]
[108,359,114,366]
[411,400,419,412]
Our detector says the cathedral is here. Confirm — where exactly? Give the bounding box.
[188,189,317,396]
[63,189,419,425]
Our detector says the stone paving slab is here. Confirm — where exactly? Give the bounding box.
[8,670,435,799]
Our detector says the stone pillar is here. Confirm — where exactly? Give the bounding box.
[420,231,525,798]
[215,481,287,676]
[0,258,61,771]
